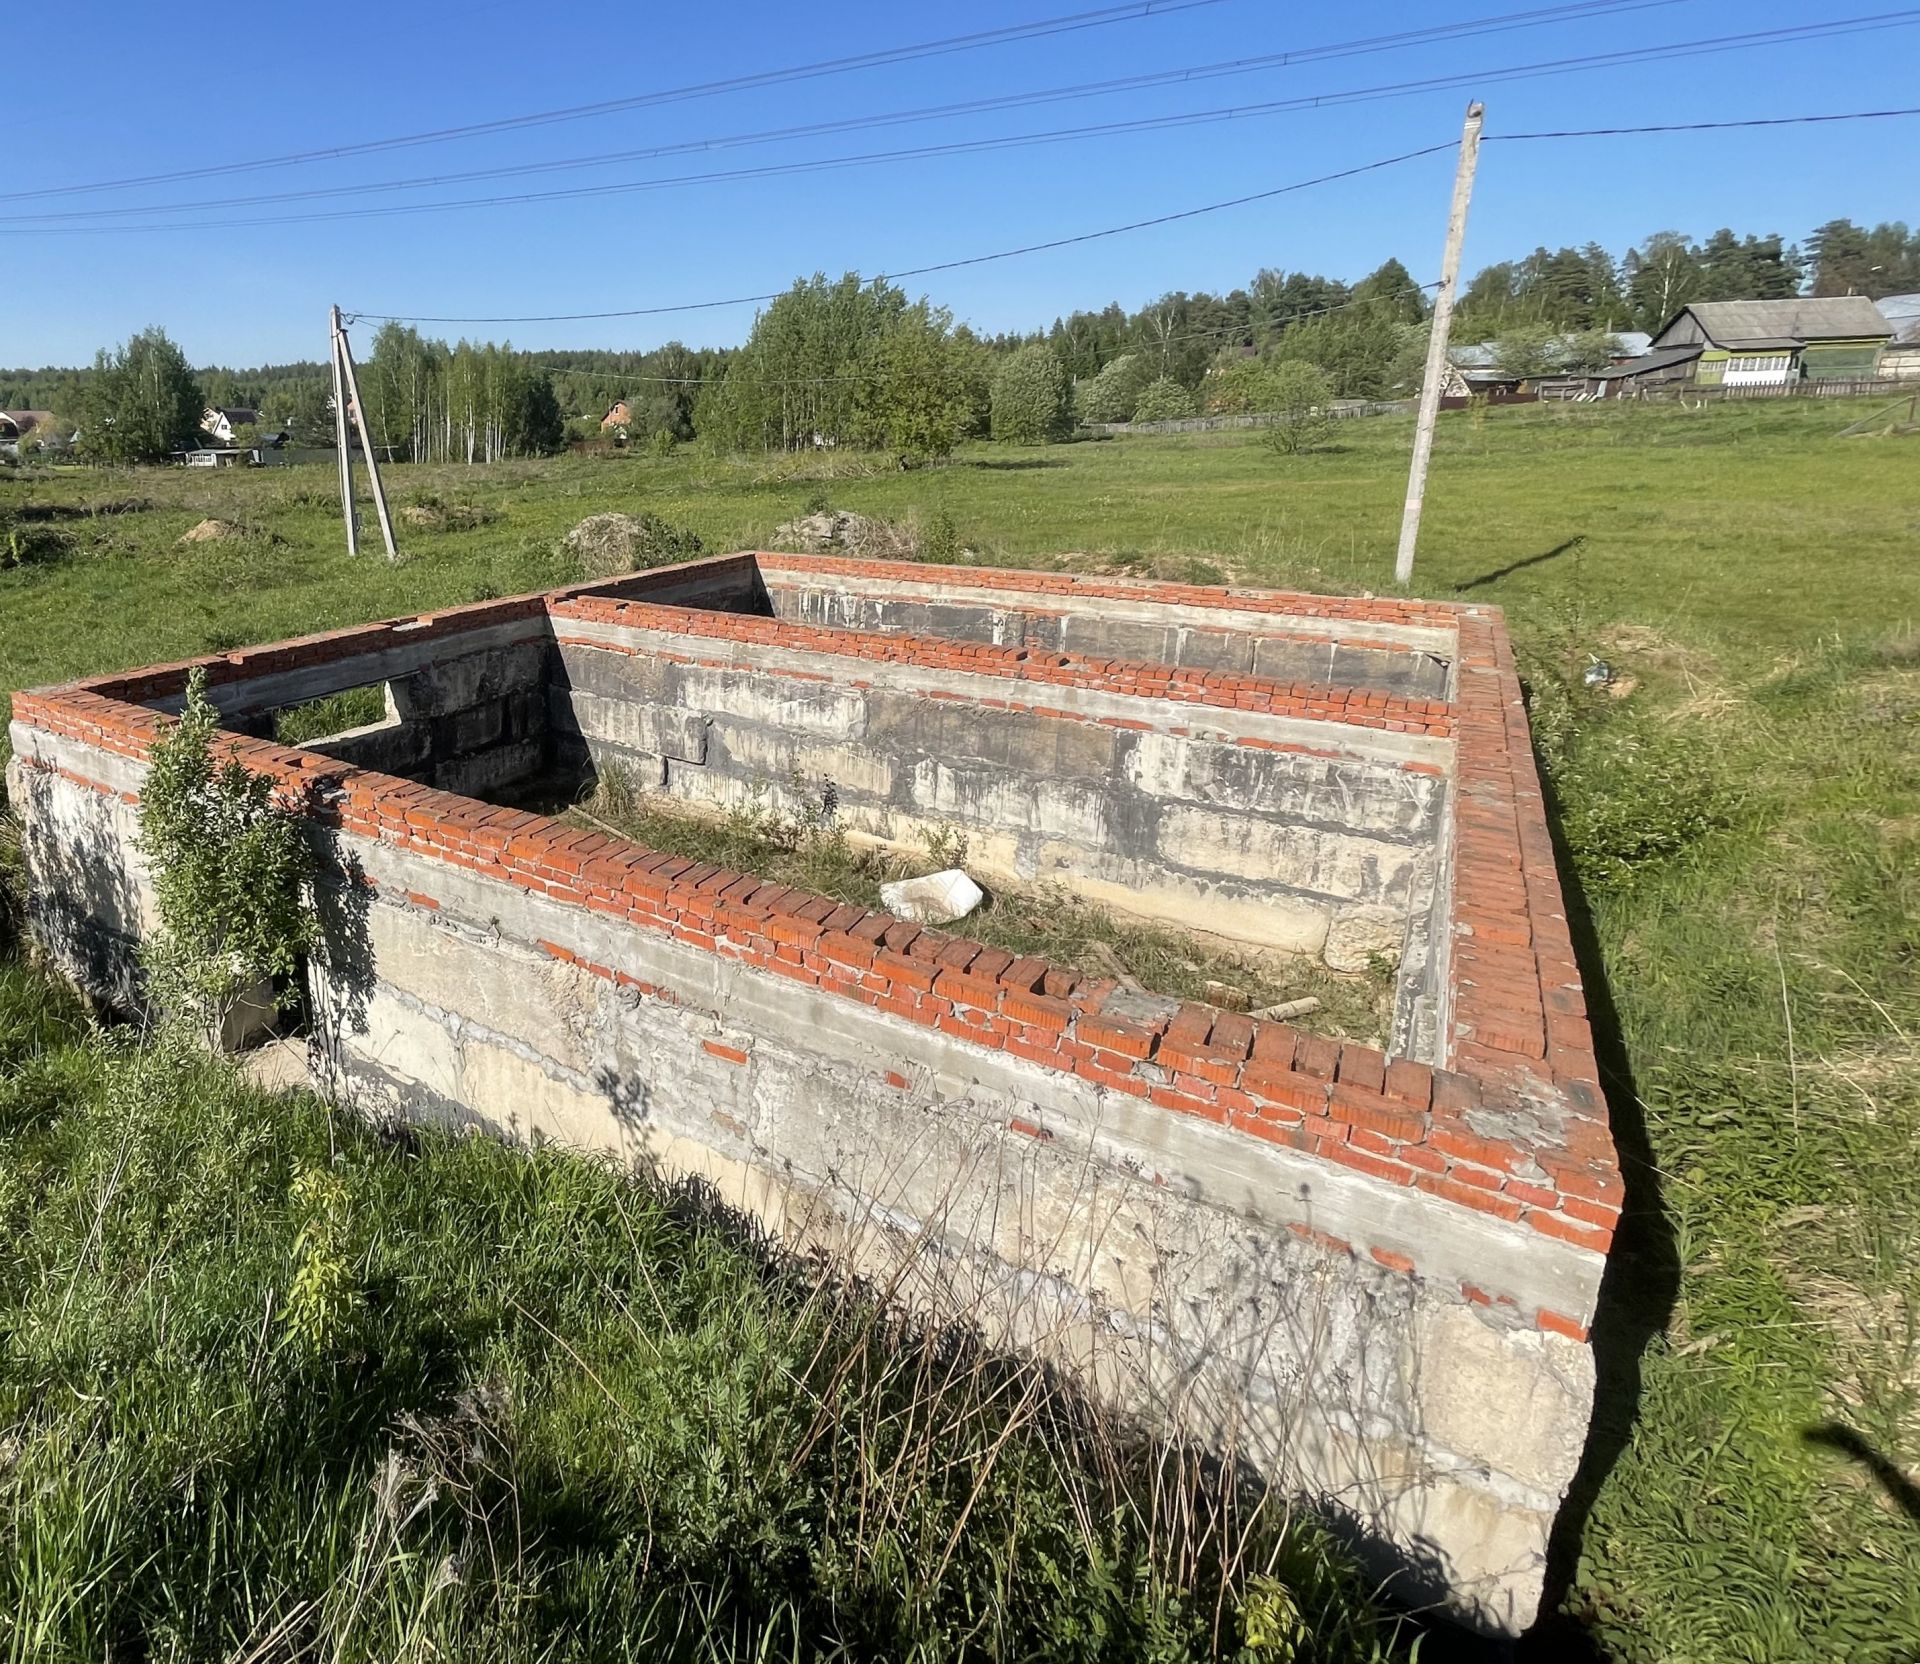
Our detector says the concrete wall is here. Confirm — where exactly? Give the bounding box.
[6,725,1597,1636]
[758,567,1455,701]
[7,560,1619,1640]
[548,615,1447,973]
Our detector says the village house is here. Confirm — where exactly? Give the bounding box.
[1874,294,1920,381]
[200,405,264,444]
[0,410,62,454]
[1441,332,1650,405]
[1644,297,1892,388]
[599,399,633,436]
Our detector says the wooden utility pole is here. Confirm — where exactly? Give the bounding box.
[1394,100,1484,590]
[327,306,358,557]
[331,315,399,562]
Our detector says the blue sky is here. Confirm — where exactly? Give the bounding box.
[5,0,1915,367]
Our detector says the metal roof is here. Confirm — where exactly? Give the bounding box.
[1589,344,1703,379]
[1449,329,1653,371]
[1676,297,1893,346]
[1875,293,1920,344]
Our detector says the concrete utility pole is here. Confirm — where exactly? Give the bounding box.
[1394,100,1485,589]
[328,305,358,558]
[331,312,399,563]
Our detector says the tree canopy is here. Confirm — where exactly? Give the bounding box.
[82,328,204,464]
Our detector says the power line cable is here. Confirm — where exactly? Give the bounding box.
[15,10,1913,237]
[343,76,1920,330]
[0,0,1697,223]
[0,0,1236,204]
[348,149,1455,324]
[1489,106,1920,137]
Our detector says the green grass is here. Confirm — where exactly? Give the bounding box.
[0,1015,1403,1663]
[5,397,1920,1658]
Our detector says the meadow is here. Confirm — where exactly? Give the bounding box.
[3,395,1918,1660]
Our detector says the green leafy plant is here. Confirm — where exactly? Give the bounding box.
[285,1163,364,1357]
[1130,376,1198,424]
[136,666,316,1047]
[1263,361,1336,455]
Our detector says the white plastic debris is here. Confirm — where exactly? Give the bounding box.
[880,869,984,926]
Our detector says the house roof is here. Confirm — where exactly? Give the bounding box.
[1589,344,1704,379]
[1450,329,1651,372]
[1875,293,1920,345]
[0,409,57,434]
[206,406,264,426]
[1668,297,1893,347]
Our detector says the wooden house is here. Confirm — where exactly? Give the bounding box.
[1648,298,1892,388]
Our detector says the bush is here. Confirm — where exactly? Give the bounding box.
[1129,376,1197,424]
[1075,353,1152,423]
[562,512,704,580]
[1264,360,1336,454]
[989,344,1073,443]
[136,667,316,1046]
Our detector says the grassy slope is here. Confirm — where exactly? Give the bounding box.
[4,398,1920,1659]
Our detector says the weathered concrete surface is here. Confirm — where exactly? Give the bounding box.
[762,570,1455,700]
[8,560,1611,1641]
[549,630,1445,968]
[298,832,1593,1635]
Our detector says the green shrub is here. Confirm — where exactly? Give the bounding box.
[1263,361,1336,455]
[136,666,316,1046]
[1130,376,1198,424]
[989,344,1073,443]
[1076,353,1152,423]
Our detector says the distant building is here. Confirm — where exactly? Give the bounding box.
[600,399,633,434]
[1874,294,1920,382]
[1443,332,1651,404]
[1647,298,1892,387]
[201,405,264,444]
[0,409,57,441]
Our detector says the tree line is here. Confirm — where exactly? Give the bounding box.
[5,216,1912,466]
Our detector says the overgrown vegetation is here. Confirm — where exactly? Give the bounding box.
[570,771,1389,1044]
[136,668,315,1047]
[0,1000,1408,1662]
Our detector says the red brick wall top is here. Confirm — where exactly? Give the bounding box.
[751,551,1469,631]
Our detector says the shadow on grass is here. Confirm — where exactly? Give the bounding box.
[1517,734,1683,1661]
[1453,538,1589,594]
[1803,1423,1920,1526]
[964,457,1069,471]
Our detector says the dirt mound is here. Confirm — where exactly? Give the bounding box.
[177,518,249,544]
[769,509,915,561]
[401,501,495,532]
[564,512,703,580]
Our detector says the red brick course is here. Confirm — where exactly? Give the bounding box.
[550,593,1452,738]
[9,561,1617,1337]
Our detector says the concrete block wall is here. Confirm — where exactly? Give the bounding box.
[6,557,1620,1636]
[751,553,1456,701]
[546,594,1451,970]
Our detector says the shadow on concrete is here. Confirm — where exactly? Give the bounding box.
[1804,1422,1920,1526]
[1453,538,1589,594]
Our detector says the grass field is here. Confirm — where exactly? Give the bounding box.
[4,397,1919,1660]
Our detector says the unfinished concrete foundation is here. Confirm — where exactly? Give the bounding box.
[9,552,1617,1635]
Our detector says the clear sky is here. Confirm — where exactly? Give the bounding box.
[5,0,1916,368]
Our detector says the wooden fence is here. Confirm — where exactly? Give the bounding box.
[1083,400,1410,436]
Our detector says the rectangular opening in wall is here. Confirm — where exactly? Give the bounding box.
[271,682,396,747]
